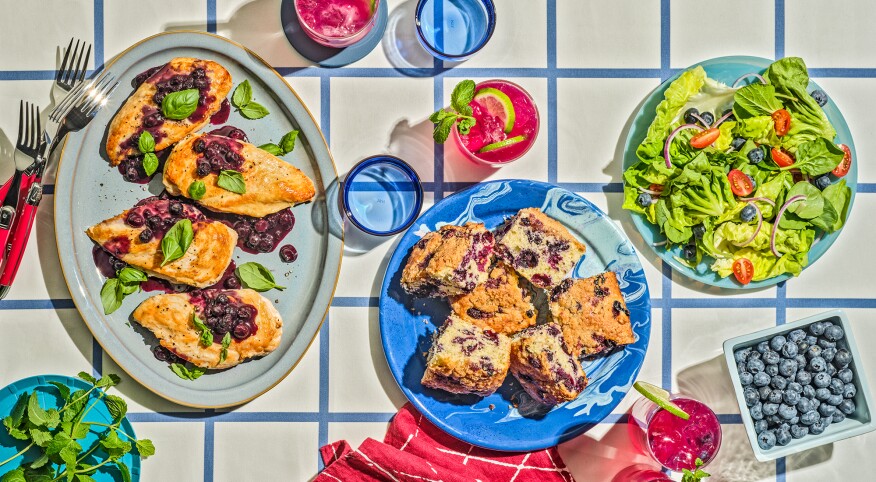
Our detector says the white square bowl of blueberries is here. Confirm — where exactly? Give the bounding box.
[723,310,875,462]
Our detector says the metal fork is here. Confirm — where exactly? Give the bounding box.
[0,102,43,233]
[53,38,91,102]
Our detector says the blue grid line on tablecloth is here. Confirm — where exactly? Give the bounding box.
[1,1,875,480]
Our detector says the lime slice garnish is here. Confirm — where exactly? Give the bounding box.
[633,381,690,420]
[478,135,527,154]
[473,87,515,134]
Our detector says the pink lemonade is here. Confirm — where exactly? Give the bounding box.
[454,80,539,166]
[644,398,721,472]
[295,0,379,47]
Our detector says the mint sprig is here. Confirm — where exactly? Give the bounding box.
[429,79,477,144]
[681,458,711,482]
[0,373,154,481]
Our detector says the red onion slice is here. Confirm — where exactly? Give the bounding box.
[690,112,711,127]
[637,186,663,196]
[733,202,763,247]
[739,196,776,207]
[652,240,669,247]
[714,110,734,127]
[664,123,704,168]
[770,195,805,258]
[733,73,767,88]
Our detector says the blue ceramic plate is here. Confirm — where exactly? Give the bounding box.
[54,32,342,408]
[622,56,858,289]
[379,180,651,451]
[0,375,140,481]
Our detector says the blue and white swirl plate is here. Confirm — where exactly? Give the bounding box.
[379,180,651,451]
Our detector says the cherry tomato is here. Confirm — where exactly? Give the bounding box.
[733,258,754,285]
[771,147,795,168]
[728,169,755,196]
[690,128,720,149]
[772,109,791,136]
[832,144,852,177]
[649,183,664,196]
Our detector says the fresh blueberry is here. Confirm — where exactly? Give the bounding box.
[824,325,845,342]
[815,387,832,401]
[768,389,784,404]
[748,146,765,164]
[807,345,823,359]
[809,356,827,372]
[767,414,783,426]
[770,335,787,352]
[778,404,797,420]
[783,390,801,406]
[810,89,828,107]
[809,322,826,336]
[834,349,852,367]
[809,418,828,435]
[795,370,812,386]
[813,373,831,389]
[826,364,837,377]
[744,387,760,406]
[748,358,766,374]
[757,430,777,450]
[771,376,788,390]
[790,424,809,439]
[700,111,715,126]
[822,347,837,363]
[775,429,792,446]
[803,385,816,399]
[738,362,749,374]
[797,398,813,413]
[788,329,807,343]
[800,410,820,426]
[818,403,836,417]
[838,399,856,416]
[832,411,846,424]
[750,402,764,420]
[739,372,754,386]
[735,348,751,364]
[754,419,769,434]
[843,383,857,399]
[779,359,798,377]
[781,342,798,358]
[748,350,762,361]
[740,204,757,223]
[762,403,779,416]
[684,108,700,125]
[766,364,779,376]
[682,243,697,260]
[759,386,774,401]
[636,192,652,208]
[757,341,770,353]
[837,368,854,384]
[731,136,746,150]
[754,372,771,387]
[795,354,807,368]
[818,339,836,350]
[811,399,822,411]
[827,394,843,407]
[138,228,153,243]
[814,175,831,191]
[829,378,845,395]
[796,341,809,355]
[806,335,819,346]
[692,224,706,239]
[763,350,781,365]
[787,382,803,393]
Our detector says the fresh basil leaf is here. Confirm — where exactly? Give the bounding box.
[142,152,159,177]
[451,80,476,113]
[160,219,194,267]
[117,267,147,285]
[258,143,283,156]
[235,262,285,291]
[433,115,456,144]
[161,89,200,120]
[231,80,253,108]
[279,130,299,154]
[103,394,127,422]
[240,101,270,119]
[135,439,156,459]
[786,181,824,219]
[170,363,205,381]
[188,180,206,201]
[192,312,213,348]
[138,131,155,153]
[101,278,123,315]
[217,170,246,194]
[219,332,231,365]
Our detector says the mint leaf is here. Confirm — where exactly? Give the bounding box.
[77,372,97,385]
[429,109,453,123]
[70,422,90,440]
[217,170,246,194]
[101,278,123,315]
[457,117,476,135]
[170,363,206,381]
[62,390,88,423]
[279,130,299,154]
[29,427,52,447]
[219,332,231,365]
[76,475,97,482]
[138,131,155,154]
[1,468,25,482]
[116,461,132,482]
[189,180,206,201]
[142,152,159,177]
[451,80,476,113]
[192,312,213,348]
[104,394,127,421]
[47,431,74,455]
[161,89,200,120]
[231,80,253,108]
[99,431,131,460]
[433,115,456,144]
[240,102,270,119]
[236,262,285,291]
[160,219,194,267]
[4,392,28,431]
[48,382,71,401]
[7,427,28,440]
[29,453,49,469]
[135,439,156,459]
[259,143,282,156]
[27,391,51,427]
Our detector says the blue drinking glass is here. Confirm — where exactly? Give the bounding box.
[415,0,496,61]
[342,156,424,236]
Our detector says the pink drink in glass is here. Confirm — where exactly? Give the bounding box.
[630,397,722,472]
[295,0,379,48]
[453,80,539,166]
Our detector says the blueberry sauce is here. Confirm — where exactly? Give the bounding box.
[190,134,245,176]
[210,99,231,125]
[207,125,249,142]
[188,290,259,343]
[210,208,296,254]
[92,246,127,277]
[126,197,205,242]
[118,145,171,184]
[102,236,131,257]
[132,64,168,89]
[279,244,298,263]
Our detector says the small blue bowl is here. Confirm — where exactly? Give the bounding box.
[342,155,424,236]
[415,0,496,61]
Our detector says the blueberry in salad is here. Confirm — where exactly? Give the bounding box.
[624,58,853,285]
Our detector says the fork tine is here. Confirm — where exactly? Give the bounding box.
[78,44,92,84]
[88,81,119,116]
[24,102,32,149]
[83,75,116,113]
[57,38,73,83]
[63,39,79,85]
[70,40,86,85]
[32,103,40,149]
[36,103,42,149]
[50,78,90,121]
[17,101,24,145]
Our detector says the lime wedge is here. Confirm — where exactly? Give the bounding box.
[633,381,690,420]
[478,135,527,154]
[473,87,515,134]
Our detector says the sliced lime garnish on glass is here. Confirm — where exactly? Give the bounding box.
[633,381,690,420]
[473,87,515,134]
[478,135,526,153]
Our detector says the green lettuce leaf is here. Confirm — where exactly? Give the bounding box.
[822,179,851,232]
[637,67,707,161]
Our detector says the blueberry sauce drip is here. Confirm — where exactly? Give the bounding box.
[207,125,248,142]
[191,135,245,176]
[125,196,205,243]
[118,144,171,184]
[210,208,296,254]
[132,64,167,89]
[92,246,127,277]
[210,99,231,125]
[189,290,259,343]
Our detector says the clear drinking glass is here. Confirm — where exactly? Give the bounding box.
[294,0,381,48]
[415,0,496,61]
[342,155,423,236]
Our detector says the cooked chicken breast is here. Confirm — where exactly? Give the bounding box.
[85,198,237,288]
[106,57,232,166]
[133,289,282,369]
[163,133,316,218]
